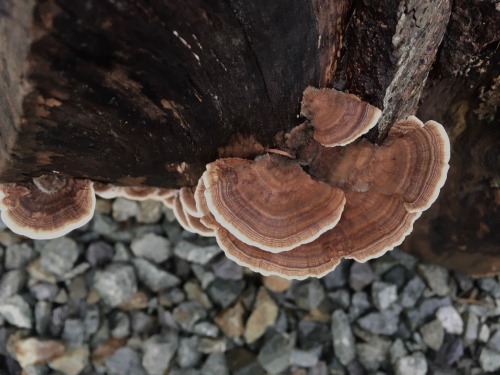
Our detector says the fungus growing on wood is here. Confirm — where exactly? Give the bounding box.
[0,175,95,239]
[301,86,382,147]
[203,154,346,252]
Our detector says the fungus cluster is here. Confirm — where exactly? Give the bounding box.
[0,87,450,280]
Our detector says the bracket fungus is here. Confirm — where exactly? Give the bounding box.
[0,86,449,281]
[0,175,95,239]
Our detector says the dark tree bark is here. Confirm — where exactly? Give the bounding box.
[0,0,498,275]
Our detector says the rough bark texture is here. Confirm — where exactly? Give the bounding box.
[401,0,500,277]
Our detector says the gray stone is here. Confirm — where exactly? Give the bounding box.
[487,330,500,352]
[479,347,500,373]
[394,352,427,375]
[86,241,115,267]
[110,311,130,339]
[0,295,33,328]
[298,321,331,350]
[211,256,243,280]
[174,240,221,264]
[371,281,398,310]
[29,282,59,301]
[257,331,294,374]
[93,264,137,307]
[0,269,27,298]
[400,276,426,308]
[177,336,202,368]
[356,336,392,371]
[39,238,80,277]
[435,336,464,366]
[35,301,52,336]
[418,297,452,321]
[390,249,418,269]
[290,349,319,368]
[112,197,138,222]
[382,265,410,290]
[293,279,326,310]
[197,337,227,354]
[172,301,207,331]
[478,278,500,299]
[436,305,464,334]
[130,311,153,336]
[357,310,399,335]
[207,278,245,308]
[389,339,408,365]
[191,264,216,289]
[113,243,131,262]
[105,347,147,375]
[131,233,171,263]
[68,276,87,303]
[137,200,163,224]
[328,289,350,310]
[419,319,444,351]
[417,263,449,296]
[5,243,35,269]
[192,322,219,338]
[323,260,350,289]
[227,348,265,375]
[349,262,375,291]
[84,305,100,339]
[133,258,180,292]
[48,345,89,375]
[331,310,355,366]
[348,291,371,321]
[201,353,229,375]
[159,287,186,307]
[51,305,70,337]
[62,319,86,348]
[464,311,479,344]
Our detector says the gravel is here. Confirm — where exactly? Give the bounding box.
[0,197,498,375]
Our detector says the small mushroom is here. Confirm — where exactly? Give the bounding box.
[301,86,382,147]
[203,154,346,252]
[0,175,95,239]
[179,187,203,218]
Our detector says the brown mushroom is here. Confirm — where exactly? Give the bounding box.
[172,193,194,232]
[93,182,123,199]
[179,187,202,218]
[0,175,95,239]
[301,86,382,147]
[193,175,220,230]
[203,155,346,252]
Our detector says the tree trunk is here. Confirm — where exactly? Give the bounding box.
[0,0,498,275]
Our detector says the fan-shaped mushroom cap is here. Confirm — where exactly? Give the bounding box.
[193,175,220,230]
[203,155,346,252]
[215,227,341,280]
[0,175,95,239]
[121,186,160,201]
[301,86,382,147]
[93,182,123,199]
[172,193,194,232]
[179,187,202,218]
[371,117,451,212]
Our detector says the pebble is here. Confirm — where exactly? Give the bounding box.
[292,279,326,310]
[48,345,89,375]
[479,347,500,373]
[419,319,444,351]
[61,319,86,348]
[132,258,180,291]
[112,197,138,222]
[201,353,229,375]
[197,337,227,353]
[39,237,80,277]
[130,233,171,263]
[136,200,163,224]
[0,269,27,298]
[211,256,243,280]
[298,321,331,350]
[331,309,355,365]
[487,329,500,352]
[29,282,58,301]
[394,352,427,375]
[5,243,35,269]
[417,263,449,296]
[323,260,350,289]
[389,338,408,364]
[192,322,219,338]
[105,347,147,375]
[93,264,137,307]
[478,278,500,299]
[290,348,319,368]
[173,240,221,264]
[172,301,207,331]
[15,338,65,368]
[257,331,294,374]
[348,291,371,321]
[328,289,351,310]
[400,276,426,308]
[177,336,202,368]
[214,302,245,338]
[34,301,51,336]
[0,295,33,328]
[436,305,464,334]
[356,336,391,371]
[207,278,245,308]
[244,287,278,343]
[371,281,398,310]
[227,347,265,375]
[262,275,291,293]
[86,241,115,267]
[110,311,130,339]
[357,310,399,335]
[464,311,479,344]
[349,262,375,291]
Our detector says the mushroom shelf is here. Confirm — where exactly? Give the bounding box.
[0,88,450,279]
